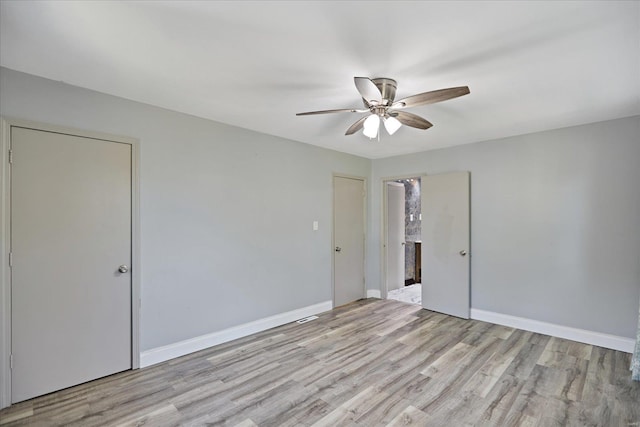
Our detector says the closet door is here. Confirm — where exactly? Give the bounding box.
[11,126,132,402]
[333,176,365,307]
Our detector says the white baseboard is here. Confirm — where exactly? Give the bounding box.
[470,308,636,353]
[367,289,381,299]
[140,300,333,367]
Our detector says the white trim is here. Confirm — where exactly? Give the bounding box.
[0,117,141,409]
[367,289,381,299]
[130,139,141,369]
[380,173,425,301]
[470,308,635,353]
[140,300,333,368]
[0,118,11,409]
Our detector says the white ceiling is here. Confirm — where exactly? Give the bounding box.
[1,1,638,159]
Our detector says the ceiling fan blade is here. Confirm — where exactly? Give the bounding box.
[354,77,382,105]
[296,108,368,116]
[345,116,369,135]
[393,111,433,130]
[393,86,470,109]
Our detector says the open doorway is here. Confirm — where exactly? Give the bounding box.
[384,177,421,305]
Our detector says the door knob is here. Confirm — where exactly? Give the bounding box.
[459,250,467,257]
[118,265,129,273]
[335,247,342,252]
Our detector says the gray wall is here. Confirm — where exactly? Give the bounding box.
[2,66,638,348]
[369,116,640,338]
[0,68,370,351]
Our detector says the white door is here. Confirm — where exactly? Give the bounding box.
[386,182,405,293]
[421,172,470,318]
[333,176,365,307]
[11,127,132,403]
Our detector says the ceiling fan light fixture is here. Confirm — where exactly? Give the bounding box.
[296,77,470,138]
[363,115,380,138]
[383,116,402,135]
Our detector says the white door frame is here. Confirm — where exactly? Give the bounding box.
[0,117,141,409]
[380,173,424,300]
[332,173,367,307]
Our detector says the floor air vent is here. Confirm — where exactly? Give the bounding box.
[296,315,318,324]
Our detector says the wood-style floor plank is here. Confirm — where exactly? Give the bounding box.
[1,298,638,426]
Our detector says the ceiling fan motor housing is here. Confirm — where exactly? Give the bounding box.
[371,78,397,104]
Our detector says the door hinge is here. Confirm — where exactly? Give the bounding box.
[9,354,13,370]
[8,252,12,268]
[8,149,13,164]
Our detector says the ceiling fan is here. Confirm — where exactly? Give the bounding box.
[296,77,470,138]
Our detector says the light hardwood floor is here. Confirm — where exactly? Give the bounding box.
[1,298,638,426]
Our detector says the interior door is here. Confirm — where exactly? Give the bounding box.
[333,176,365,307]
[421,172,470,318]
[386,182,405,293]
[11,126,132,403]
